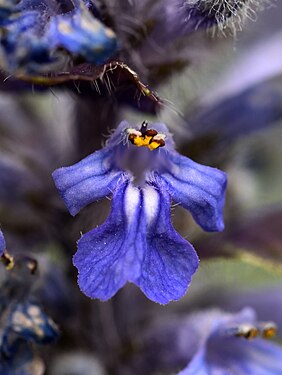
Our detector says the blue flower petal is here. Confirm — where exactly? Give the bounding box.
[0,9,54,72]
[73,179,142,301]
[137,180,199,304]
[158,151,227,231]
[0,1,15,25]
[73,178,198,304]
[48,4,118,65]
[0,229,5,256]
[52,148,124,216]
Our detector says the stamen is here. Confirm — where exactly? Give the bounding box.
[227,323,259,339]
[260,322,277,339]
[227,321,278,340]
[126,123,166,151]
[140,120,148,137]
[234,324,259,339]
[1,250,14,270]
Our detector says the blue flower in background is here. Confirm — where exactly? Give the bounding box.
[179,308,282,375]
[0,231,59,375]
[0,0,118,73]
[0,230,5,256]
[0,301,59,375]
[48,0,118,65]
[53,121,227,304]
[0,0,16,24]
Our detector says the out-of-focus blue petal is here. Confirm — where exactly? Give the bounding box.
[178,348,209,375]
[6,302,59,347]
[179,308,282,375]
[188,339,282,375]
[189,79,282,142]
[0,0,118,72]
[0,10,54,72]
[74,178,198,304]
[0,300,58,375]
[0,346,34,375]
[0,230,5,255]
[52,148,124,216]
[158,151,227,231]
[0,0,16,25]
[48,4,118,65]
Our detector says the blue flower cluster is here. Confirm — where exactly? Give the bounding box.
[0,0,118,73]
[53,121,227,304]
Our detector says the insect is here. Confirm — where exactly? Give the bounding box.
[126,121,166,151]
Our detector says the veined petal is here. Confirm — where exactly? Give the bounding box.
[52,148,124,216]
[137,182,199,304]
[73,179,143,301]
[158,151,227,231]
[0,229,5,255]
[73,179,199,304]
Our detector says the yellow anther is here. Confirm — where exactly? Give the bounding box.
[261,323,277,339]
[235,324,259,339]
[133,135,153,148]
[130,135,164,151]
[1,250,15,270]
[127,125,166,151]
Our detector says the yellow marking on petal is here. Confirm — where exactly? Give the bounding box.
[93,45,105,53]
[104,28,116,38]
[28,305,41,318]
[81,17,101,33]
[58,21,73,35]
[13,312,33,328]
[34,326,44,338]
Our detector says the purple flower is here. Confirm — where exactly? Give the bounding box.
[52,121,227,304]
[0,229,5,256]
[178,308,282,375]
